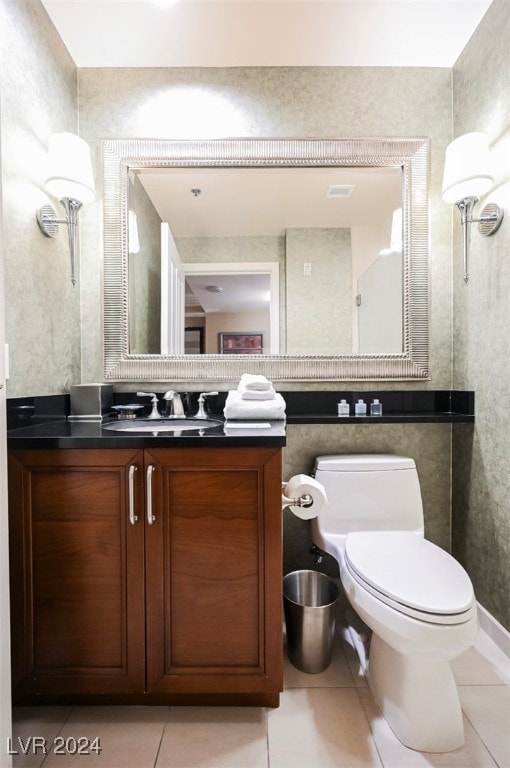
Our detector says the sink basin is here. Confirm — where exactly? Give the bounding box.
[103,417,223,433]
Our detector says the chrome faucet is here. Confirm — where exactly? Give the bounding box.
[163,390,185,417]
[194,391,219,419]
[136,392,160,419]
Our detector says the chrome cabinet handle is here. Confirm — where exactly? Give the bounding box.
[146,464,156,524]
[128,465,138,525]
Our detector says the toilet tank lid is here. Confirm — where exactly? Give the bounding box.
[314,455,416,472]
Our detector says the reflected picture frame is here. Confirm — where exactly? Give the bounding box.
[219,333,264,355]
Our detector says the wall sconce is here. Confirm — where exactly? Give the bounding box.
[128,210,140,254]
[442,131,503,283]
[389,207,403,253]
[36,132,95,286]
[379,208,402,257]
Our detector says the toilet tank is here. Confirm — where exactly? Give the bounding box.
[313,454,424,537]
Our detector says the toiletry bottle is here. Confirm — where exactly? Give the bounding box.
[337,399,350,417]
[370,398,383,416]
[355,399,367,416]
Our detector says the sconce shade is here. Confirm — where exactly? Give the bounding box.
[44,132,95,204]
[442,132,494,204]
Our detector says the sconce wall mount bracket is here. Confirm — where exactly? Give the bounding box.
[36,197,84,286]
[454,196,503,283]
[477,202,503,236]
[36,203,61,238]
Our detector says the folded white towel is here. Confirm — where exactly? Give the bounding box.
[224,390,286,420]
[241,388,276,401]
[238,373,273,392]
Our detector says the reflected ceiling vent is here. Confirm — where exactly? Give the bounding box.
[325,184,355,198]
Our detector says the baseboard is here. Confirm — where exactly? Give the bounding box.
[477,602,510,659]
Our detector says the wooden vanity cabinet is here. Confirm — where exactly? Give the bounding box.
[9,448,146,700]
[9,446,283,706]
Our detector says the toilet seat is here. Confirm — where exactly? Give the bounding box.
[344,532,475,626]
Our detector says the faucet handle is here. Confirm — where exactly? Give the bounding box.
[195,391,219,418]
[198,391,219,401]
[137,391,157,401]
[136,392,160,419]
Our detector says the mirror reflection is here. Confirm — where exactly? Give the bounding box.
[127,166,403,356]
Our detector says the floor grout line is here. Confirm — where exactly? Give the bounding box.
[151,712,169,768]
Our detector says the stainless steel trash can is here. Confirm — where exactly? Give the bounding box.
[283,570,339,673]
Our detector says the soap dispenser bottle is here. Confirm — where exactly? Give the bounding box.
[337,399,350,417]
[370,399,383,416]
[355,399,367,416]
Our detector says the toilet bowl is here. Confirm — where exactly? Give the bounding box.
[311,455,478,753]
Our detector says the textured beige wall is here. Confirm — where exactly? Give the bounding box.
[283,423,452,575]
[77,66,453,389]
[451,0,510,630]
[0,0,79,397]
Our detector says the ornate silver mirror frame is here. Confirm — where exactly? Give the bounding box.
[102,137,429,381]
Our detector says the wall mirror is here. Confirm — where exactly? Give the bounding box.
[103,137,429,381]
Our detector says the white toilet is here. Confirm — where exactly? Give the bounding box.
[311,454,478,753]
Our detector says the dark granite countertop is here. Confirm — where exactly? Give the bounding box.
[282,390,474,423]
[7,417,287,449]
[6,389,474,449]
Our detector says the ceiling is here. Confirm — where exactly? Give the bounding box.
[136,165,402,316]
[41,0,492,69]
[185,273,271,314]
[137,166,402,237]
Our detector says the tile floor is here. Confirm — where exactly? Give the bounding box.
[10,604,510,768]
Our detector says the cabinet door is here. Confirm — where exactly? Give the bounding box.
[9,449,145,699]
[145,447,282,703]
